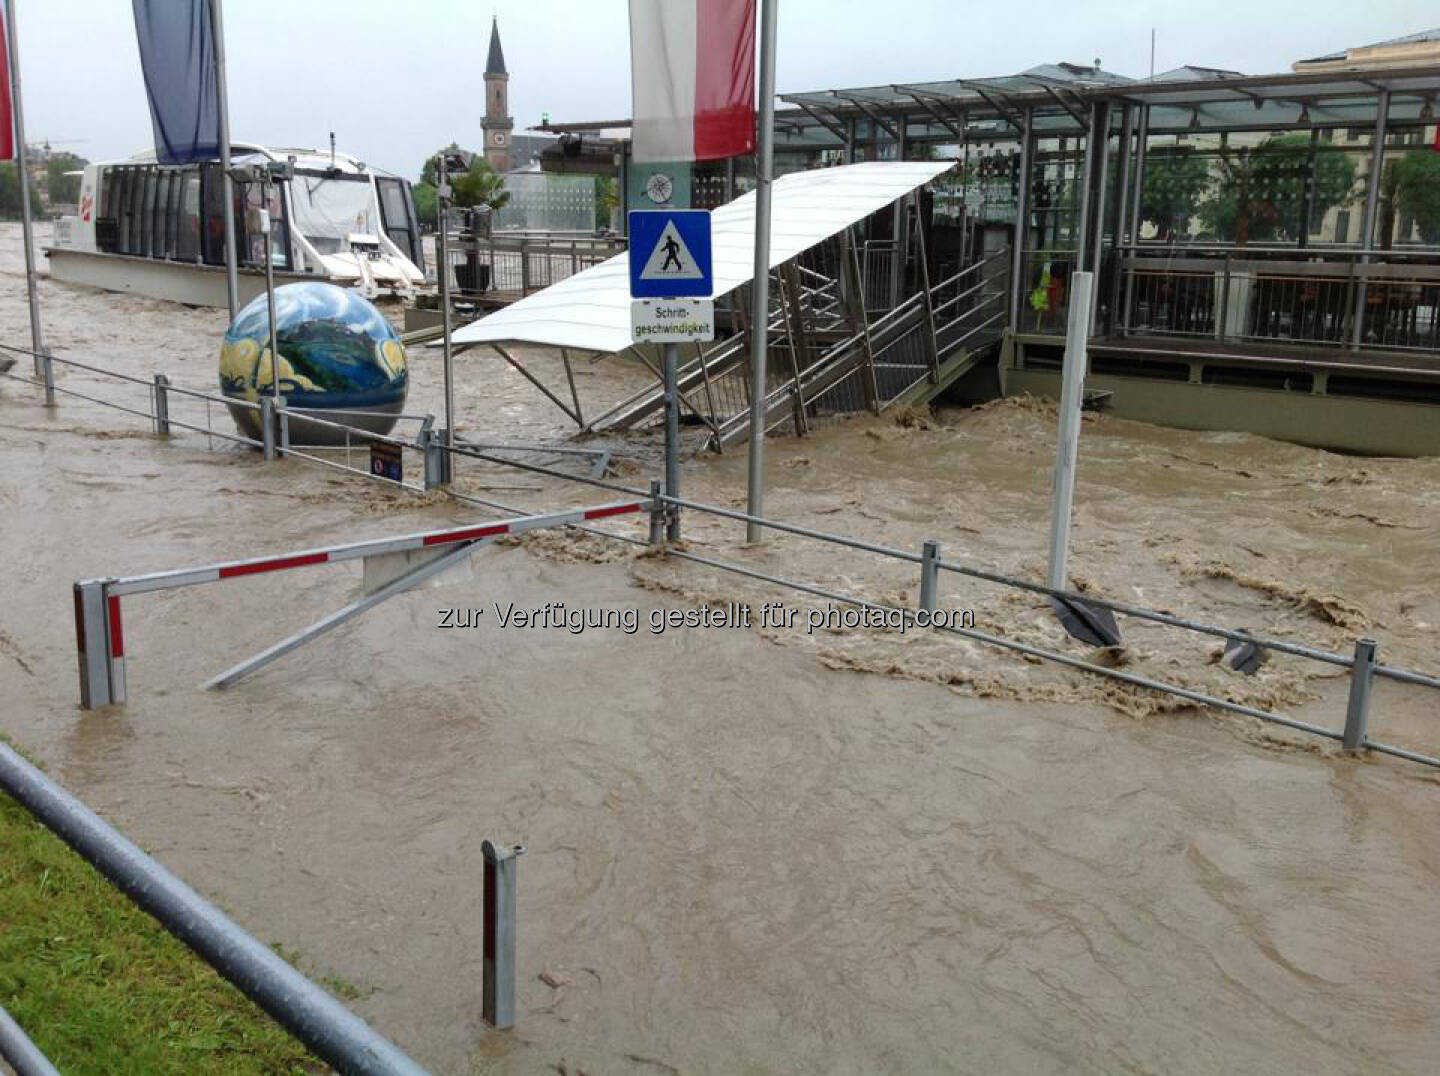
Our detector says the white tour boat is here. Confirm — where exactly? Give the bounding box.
[47,143,426,308]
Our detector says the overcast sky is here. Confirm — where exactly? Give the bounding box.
[12,1,1438,179]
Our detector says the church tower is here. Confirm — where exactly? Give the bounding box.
[481,17,513,173]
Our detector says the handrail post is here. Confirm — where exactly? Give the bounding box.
[1343,637,1377,751]
[153,374,170,435]
[482,839,523,1029]
[919,539,940,614]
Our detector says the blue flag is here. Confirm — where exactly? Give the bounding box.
[131,0,220,164]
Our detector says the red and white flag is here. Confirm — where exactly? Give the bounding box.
[629,0,755,163]
[0,11,14,161]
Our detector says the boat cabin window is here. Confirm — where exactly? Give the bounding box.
[141,170,157,258]
[289,172,377,257]
[377,177,424,272]
[177,173,201,262]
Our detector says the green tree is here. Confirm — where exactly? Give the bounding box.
[1199,134,1356,245]
[450,158,510,212]
[0,162,40,220]
[1139,148,1209,241]
[594,175,618,230]
[412,181,438,230]
[45,153,87,206]
[1388,150,1440,245]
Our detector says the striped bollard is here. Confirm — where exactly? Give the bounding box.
[73,580,125,709]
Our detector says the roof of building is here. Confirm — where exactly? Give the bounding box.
[1300,27,1440,64]
[486,17,507,75]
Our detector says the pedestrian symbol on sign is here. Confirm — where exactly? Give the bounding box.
[629,209,712,299]
[639,220,705,281]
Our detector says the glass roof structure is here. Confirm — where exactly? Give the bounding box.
[774,61,1440,149]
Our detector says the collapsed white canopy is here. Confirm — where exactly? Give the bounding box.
[450,161,954,354]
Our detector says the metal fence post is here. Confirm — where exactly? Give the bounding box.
[919,539,940,614]
[73,580,123,709]
[1343,637,1377,751]
[40,347,54,408]
[260,397,276,460]
[482,839,523,1029]
[153,374,170,435]
[648,479,665,545]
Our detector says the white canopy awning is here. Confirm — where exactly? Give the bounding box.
[450,161,954,354]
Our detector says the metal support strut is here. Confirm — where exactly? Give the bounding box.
[482,839,523,1029]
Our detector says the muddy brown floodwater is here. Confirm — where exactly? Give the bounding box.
[1,222,1438,1074]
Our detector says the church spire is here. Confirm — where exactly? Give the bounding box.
[486,16,507,76]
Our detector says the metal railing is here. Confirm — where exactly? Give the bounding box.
[436,230,627,300]
[5,335,1438,773]
[1117,246,1440,354]
[0,739,435,1076]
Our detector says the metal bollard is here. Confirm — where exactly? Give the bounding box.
[481,839,523,1029]
[73,580,125,710]
[919,539,941,614]
[259,397,276,460]
[420,425,451,489]
[278,402,290,457]
[153,374,171,435]
[648,479,665,546]
[1343,637,1377,751]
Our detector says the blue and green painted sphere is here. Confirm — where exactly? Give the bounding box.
[219,282,408,444]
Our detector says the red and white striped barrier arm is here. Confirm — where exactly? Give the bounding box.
[103,499,652,597]
[71,498,652,709]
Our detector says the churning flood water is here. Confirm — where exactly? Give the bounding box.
[1,222,1438,1074]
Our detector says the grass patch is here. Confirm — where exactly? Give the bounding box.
[0,786,325,1074]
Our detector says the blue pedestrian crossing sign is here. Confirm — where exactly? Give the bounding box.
[629,210,713,298]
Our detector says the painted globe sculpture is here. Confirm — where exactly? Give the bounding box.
[219,282,408,445]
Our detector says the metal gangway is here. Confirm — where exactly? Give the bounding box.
[587,239,1011,451]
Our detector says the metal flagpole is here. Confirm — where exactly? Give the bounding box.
[437,156,455,473]
[209,0,239,319]
[1046,270,1093,590]
[745,0,777,543]
[4,0,45,377]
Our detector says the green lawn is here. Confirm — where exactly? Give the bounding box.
[0,787,325,1074]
